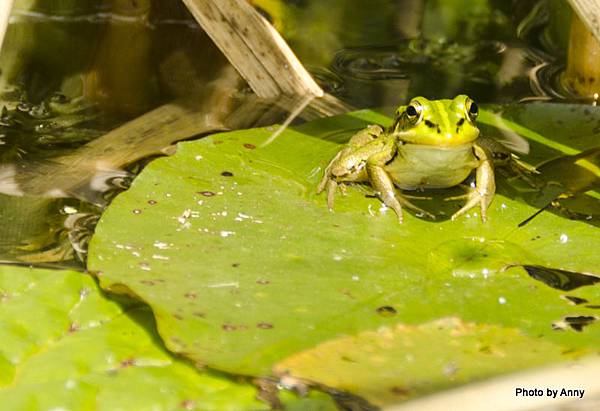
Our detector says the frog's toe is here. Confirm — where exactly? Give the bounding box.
[420,210,437,220]
[326,179,338,210]
[317,175,329,194]
[339,183,348,196]
[450,191,489,222]
[401,193,433,201]
[444,193,471,201]
[388,203,404,223]
[395,195,436,220]
[510,163,542,187]
[413,207,436,220]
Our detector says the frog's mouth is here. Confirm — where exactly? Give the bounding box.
[401,141,476,151]
[397,126,480,147]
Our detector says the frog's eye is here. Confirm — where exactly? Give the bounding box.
[405,101,423,124]
[466,100,479,121]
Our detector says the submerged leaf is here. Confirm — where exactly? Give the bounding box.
[0,265,332,410]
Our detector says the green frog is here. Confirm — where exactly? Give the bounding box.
[318,95,531,223]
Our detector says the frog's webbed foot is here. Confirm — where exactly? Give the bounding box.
[400,192,433,201]
[447,144,495,222]
[396,194,437,220]
[505,154,540,187]
[368,165,436,223]
[317,151,343,195]
[494,153,540,188]
[447,188,492,221]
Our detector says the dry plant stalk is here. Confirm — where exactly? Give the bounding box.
[566,0,600,43]
[0,0,14,52]
[181,0,323,99]
[565,12,600,97]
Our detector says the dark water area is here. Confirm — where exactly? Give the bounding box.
[273,0,577,107]
[0,0,595,268]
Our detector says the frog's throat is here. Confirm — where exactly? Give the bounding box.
[386,142,479,189]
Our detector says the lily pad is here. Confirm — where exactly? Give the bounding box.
[88,104,600,396]
[0,265,333,410]
[274,318,567,407]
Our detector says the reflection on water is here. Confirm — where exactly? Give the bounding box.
[0,0,597,267]
[328,40,534,107]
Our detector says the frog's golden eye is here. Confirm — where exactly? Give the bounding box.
[405,101,423,124]
[466,100,479,121]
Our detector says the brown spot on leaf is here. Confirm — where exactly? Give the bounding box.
[147,200,157,205]
[479,345,492,354]
[221,171,234,177]
[244,143,256,149]
[390,386,411,397]
[69,323,79,333]
[256,279,270,285]
[341,289,355,299]
[257,322,273,329]
[376,306,397,317]
[199,191,216,197]
[120,358,136,368]
[232,263,240,268]
[180,400,196,410]
[184,292,197,299]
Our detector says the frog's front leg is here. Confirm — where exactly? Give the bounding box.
[367,142,436,223]
[317,125,384,209]
[448,144,495,222]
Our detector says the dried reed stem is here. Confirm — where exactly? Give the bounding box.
[566,0,600,43]
[0,0,14,53]
[181,0,323,99]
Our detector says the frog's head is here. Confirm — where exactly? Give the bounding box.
[390,95,480,146]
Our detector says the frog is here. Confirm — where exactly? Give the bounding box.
[317,95,532,223]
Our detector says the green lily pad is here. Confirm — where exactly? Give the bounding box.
[274,318,567,407]
[88,104,600,394]
[0,265,333,410]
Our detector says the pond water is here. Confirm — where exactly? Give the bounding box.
[0,0,594,268]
